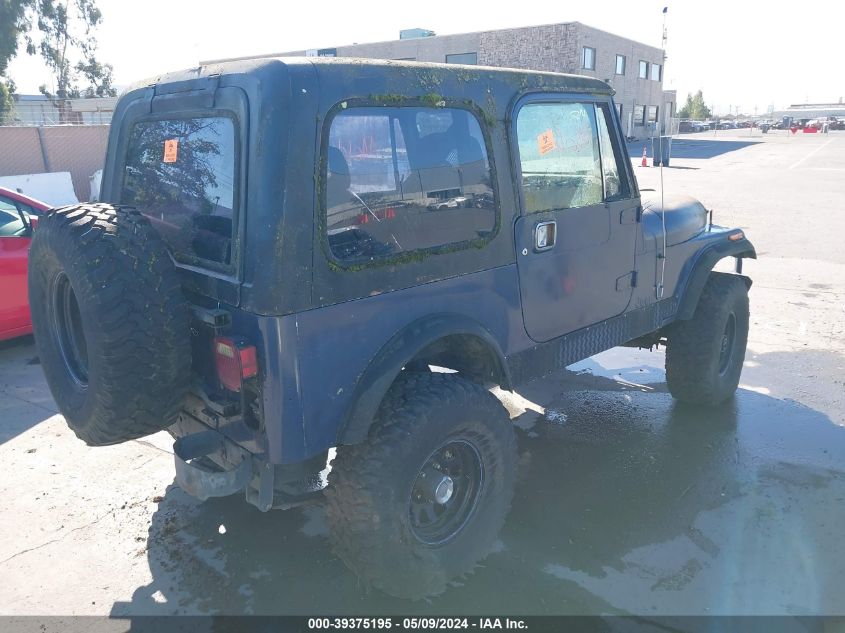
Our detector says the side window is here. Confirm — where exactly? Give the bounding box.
[596,104,629,200]
[325,106,495,263]
[0,208,26,237]
[0,197,30,236]
[0,196,18,214]
[515,102,603,213]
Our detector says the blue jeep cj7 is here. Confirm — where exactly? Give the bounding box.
[28,58,755,599]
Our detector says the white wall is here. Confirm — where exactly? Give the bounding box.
[0,172,79,207]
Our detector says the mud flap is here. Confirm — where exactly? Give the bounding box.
[173,430,252,501]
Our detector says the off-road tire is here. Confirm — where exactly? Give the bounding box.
[665,272,749,405]
[28,203,190,446]
[325,373,517,599]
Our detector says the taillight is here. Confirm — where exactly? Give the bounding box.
[213,336,258,392]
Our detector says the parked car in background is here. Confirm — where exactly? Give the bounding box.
[0,186,50,217]
[807,117,842,130]
[0,188,49,341]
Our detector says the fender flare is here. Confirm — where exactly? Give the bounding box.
[675,236,756,321]
[337,313,511,445]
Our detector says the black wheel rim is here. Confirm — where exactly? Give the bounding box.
[50,271,89,388]
[409,439,484,546]
[718,312,737,375]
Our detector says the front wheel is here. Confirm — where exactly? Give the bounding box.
[325,373,517,599]
[665,272,750,405]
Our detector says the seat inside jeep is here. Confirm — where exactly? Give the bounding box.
[325,106,496,262]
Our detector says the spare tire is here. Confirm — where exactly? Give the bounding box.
[28,203,191,446]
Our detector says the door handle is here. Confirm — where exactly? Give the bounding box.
[534,221,556,251]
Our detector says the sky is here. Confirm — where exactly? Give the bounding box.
[6,0,843,115]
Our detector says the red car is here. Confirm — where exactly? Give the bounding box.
[0,187,50,341]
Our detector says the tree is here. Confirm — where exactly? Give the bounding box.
[0,79,16,123]
[0,0,115,122]
[33,0,117,115]
[0,0,32,122]
[678,90,712,120]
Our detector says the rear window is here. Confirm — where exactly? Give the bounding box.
[121,116,236,266]
[325,106,495,263]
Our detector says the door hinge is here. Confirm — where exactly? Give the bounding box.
[616,271,637,291]
[619,206,643,224]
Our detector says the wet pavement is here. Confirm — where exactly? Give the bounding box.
[110,363,845,616]
[1,132,844,617]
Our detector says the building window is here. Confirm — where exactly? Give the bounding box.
[650,63,662,82]
[582,47,596,71]
[445,52,477,65]
[634,105,645,126]
[648,105,659,123]
[615,55,626,75]
[639,60,649,79]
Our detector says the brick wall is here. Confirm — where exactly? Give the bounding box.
[478,23,580,73]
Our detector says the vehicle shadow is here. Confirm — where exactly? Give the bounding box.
[0,336,58,444]
[111,362,845,618]
[626,139,760,160]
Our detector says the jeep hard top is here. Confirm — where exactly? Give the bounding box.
[28,57,755,599]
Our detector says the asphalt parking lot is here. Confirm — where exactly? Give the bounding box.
[1,131,844,617]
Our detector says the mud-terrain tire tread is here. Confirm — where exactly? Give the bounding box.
[665,272,749,405]
[325,372,517,599]
[28,203,190,446]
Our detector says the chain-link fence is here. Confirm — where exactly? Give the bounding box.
[0,96,113,205]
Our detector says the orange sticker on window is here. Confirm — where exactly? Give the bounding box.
[163,139,179,163]
[538,129,556,155]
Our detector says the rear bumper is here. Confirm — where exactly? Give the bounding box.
[172,429,252,501]
[170,410,255,502]
[169,408,328,511]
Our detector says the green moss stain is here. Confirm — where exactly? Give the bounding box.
[420,93,445,108]
[369,93,445,108]
[369,93,406,106]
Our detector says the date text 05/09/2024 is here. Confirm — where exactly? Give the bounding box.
[307,617,528,630]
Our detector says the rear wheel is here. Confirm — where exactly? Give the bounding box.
[665,272,749,405]
[28,203,190,446]
[325,373,517,599]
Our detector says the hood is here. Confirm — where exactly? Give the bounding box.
[641,194,708,247]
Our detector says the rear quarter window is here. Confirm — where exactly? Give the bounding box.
[120,116,237,267]
[324,106,496,264]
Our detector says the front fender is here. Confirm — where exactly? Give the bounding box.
[337,313,510,445]
[675,234,756,321]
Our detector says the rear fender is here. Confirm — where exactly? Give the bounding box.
[337,313,510,445]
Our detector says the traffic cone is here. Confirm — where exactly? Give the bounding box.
[640,146,648,168]
[386,207,396,219]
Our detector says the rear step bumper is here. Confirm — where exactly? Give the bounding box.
[169,410,329,511]
[173,430,252,501]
